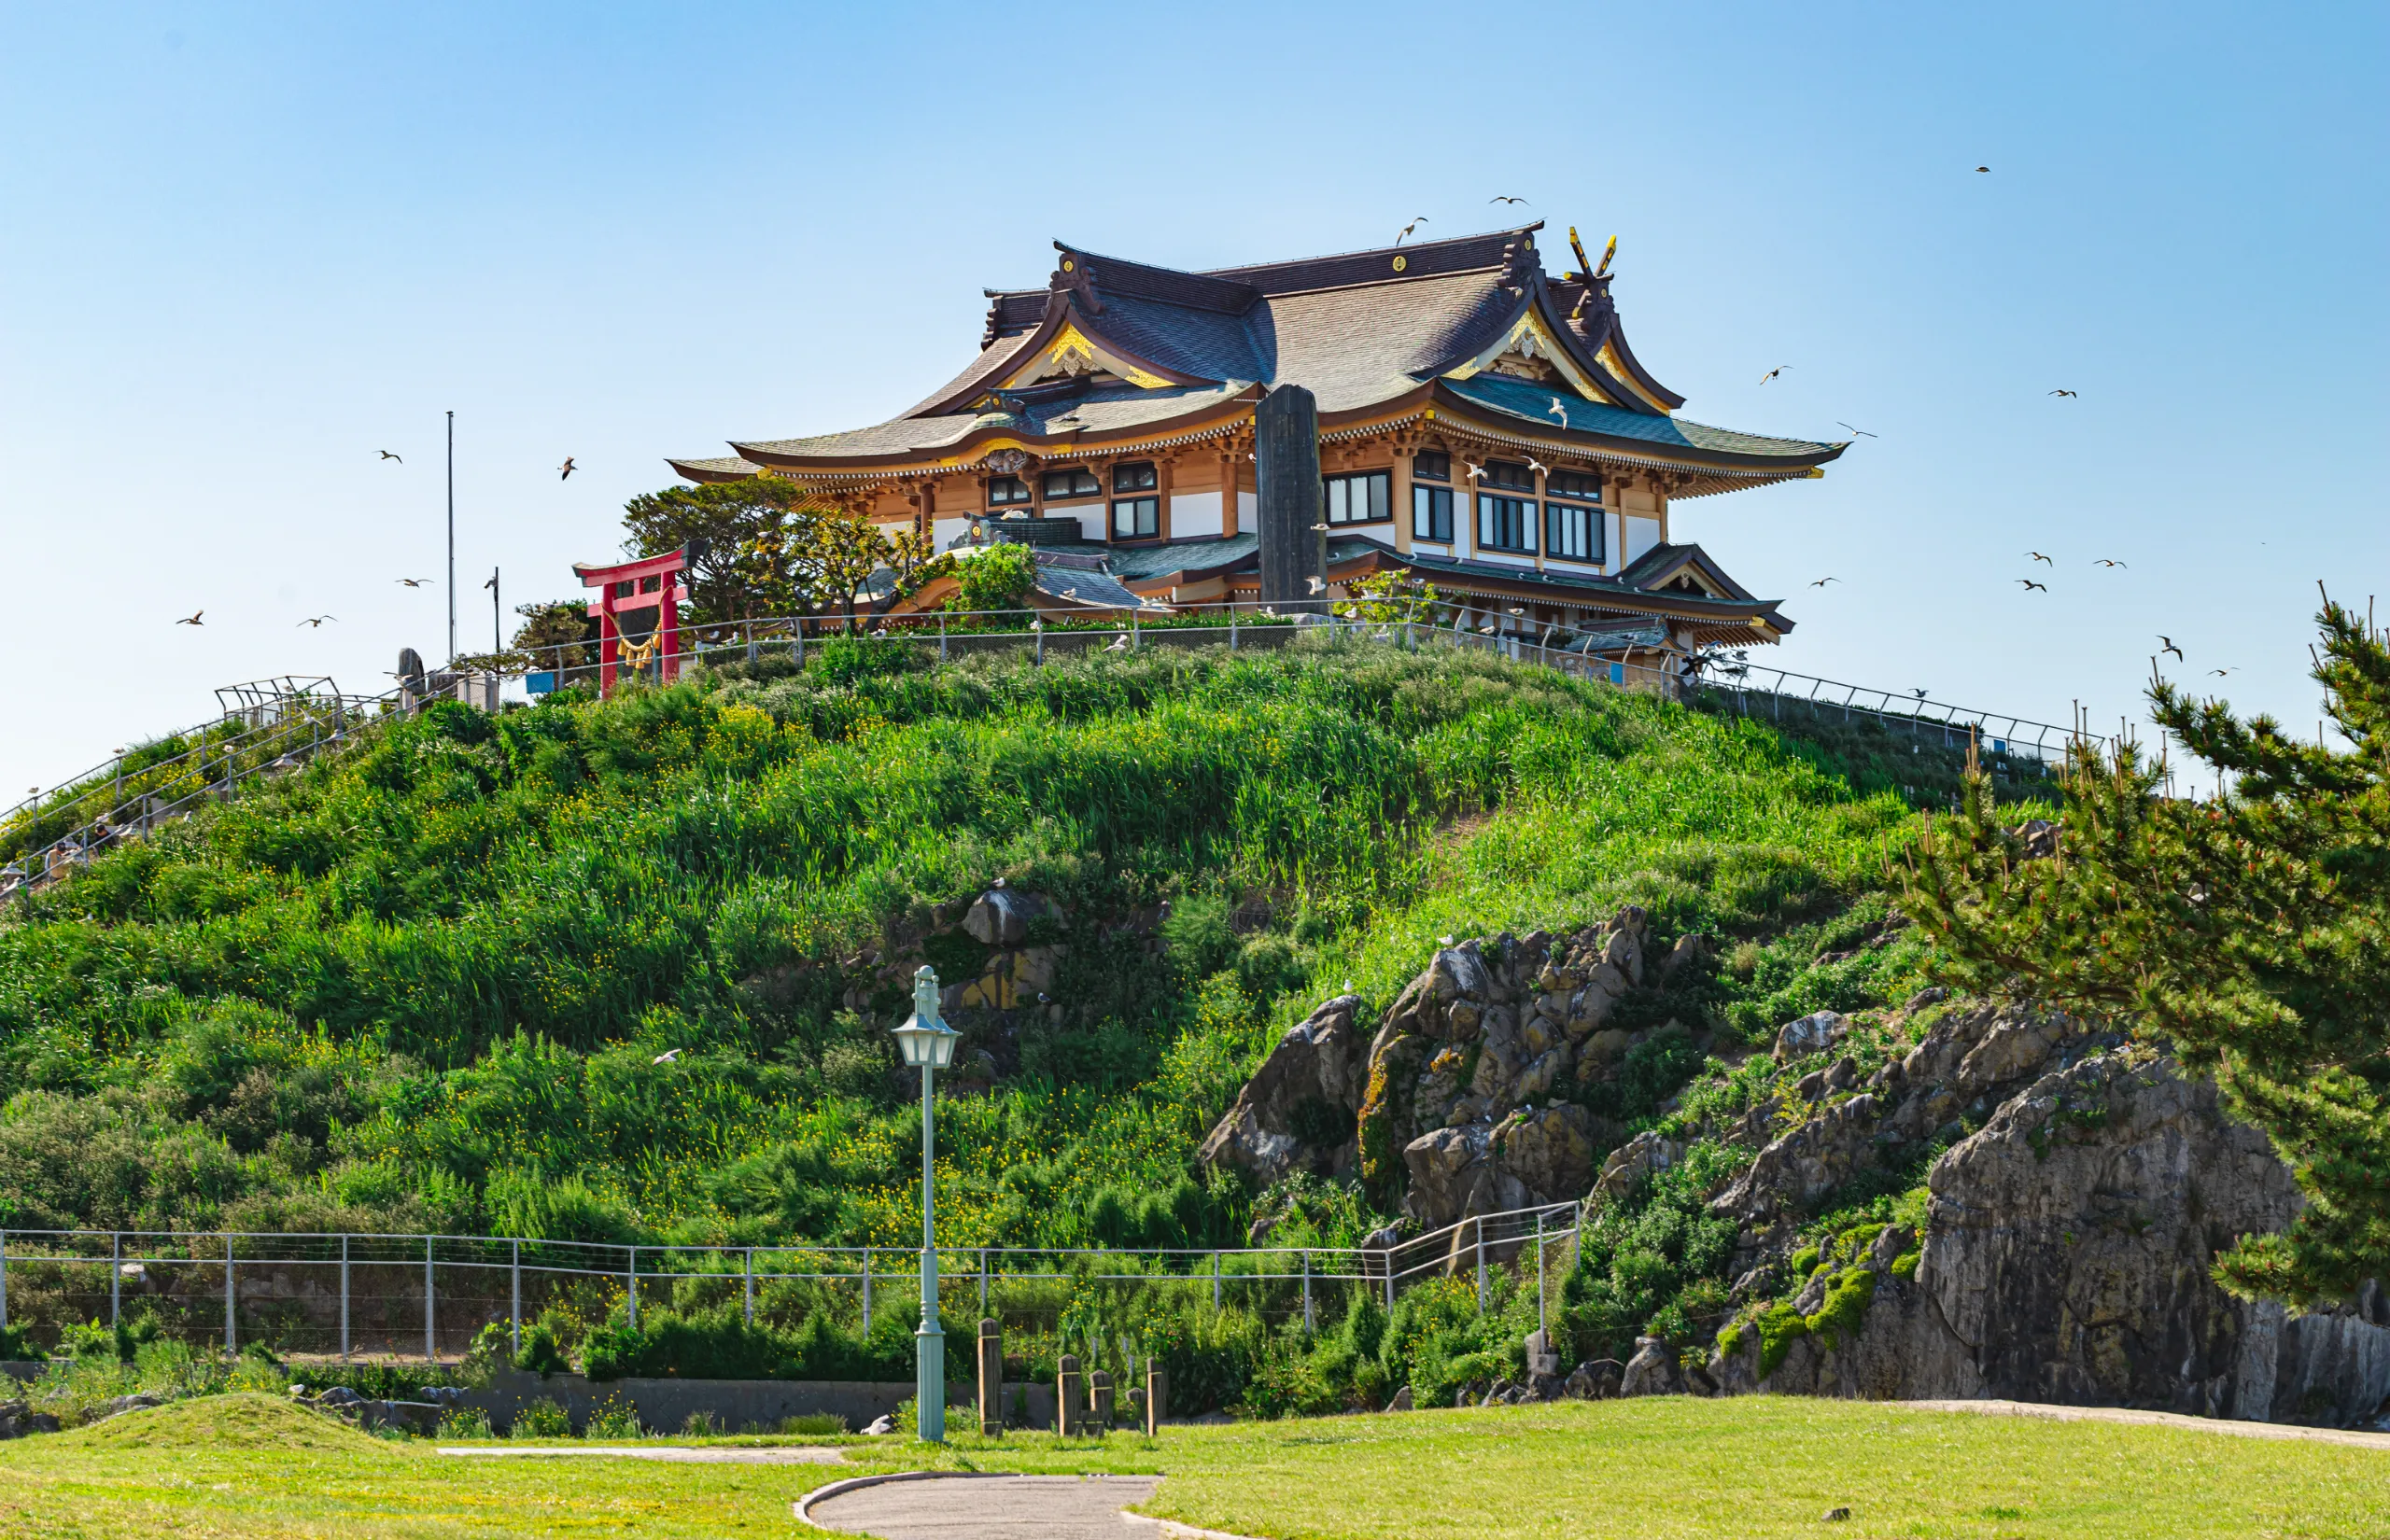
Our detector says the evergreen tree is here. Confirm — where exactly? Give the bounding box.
[1907,595,2390,1304]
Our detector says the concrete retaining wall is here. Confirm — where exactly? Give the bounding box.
[459,1367,979,1434]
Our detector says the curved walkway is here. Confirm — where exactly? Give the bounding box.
[799,1473,1258,1540]
[1905,1399,2390,1450]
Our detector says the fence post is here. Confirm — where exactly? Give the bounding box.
[1536,1213,1547,1336]
[424,1236,436,1364]
[861,1249,871,1332]
[0,1229,8,1331]
[512,1239,522,1356]
[1212,1251,1221,1310]
[628,1245,639,1328]
[979,1247,989,1317]
[1230,609,1239,651]
[111,1232,121,1326]
[1302,1250,1313,1334]
[746,622,758,668]
[744,1247,754,1327]
[1131,611,1140,651]
[1475,1219,1486,1313]
[340,1235,350,1360]
[226,1234,237,1354]
[939,613,949,663]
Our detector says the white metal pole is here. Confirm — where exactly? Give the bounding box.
[744,1248,754,1327]
[512,1239,522,1357]
[0,1230,8,1331]
[445,411,457,665]
[340,1235,350,1360]
[226,1234,236,1354]
[862,1250,870,1332]
[916,1058,946,1442]
[424,1236,435,1364]
[1302,1250,1313,1334]
[1537,1214,1547,1335]
[1475,1219,1486,1313]
[111,1232,120,1327]
[628,1246,639,1328]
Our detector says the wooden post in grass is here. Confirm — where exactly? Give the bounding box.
[1090,1368,1114,1430]
[1057,1354,1082,1436]
[977,1319,1003,1435]
[1146,1359,1167,1436]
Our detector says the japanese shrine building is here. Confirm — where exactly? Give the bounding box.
[668,223,1844,656]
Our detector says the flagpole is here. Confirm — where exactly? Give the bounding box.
[446,410,457,664]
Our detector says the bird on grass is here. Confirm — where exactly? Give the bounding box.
[1396,217,1428,245]
[296,615,336,628]
[1835,422,1878,438]
[2028,552,2053,565]
[1759,365,1790,385]
[1307,576,1328,595]
[1489,194,1528,205]
[174,609,204,626]
[1104,633,1130,653]
[1438,934,1455,946]
[2159,636,2185,660]
[558,457,576,481]
[378,450,402,463]
[396,577,432,588]
[2048,389,2078,399]
[1548,398,1570,428]
[1809,578,1838,588]
[2095,558,2128,567]
[652,1048,682,1065]
[2017,579,2047,592]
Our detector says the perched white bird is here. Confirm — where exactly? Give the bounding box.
[652,1048,682,1065]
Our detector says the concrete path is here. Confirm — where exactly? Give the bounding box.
[1904,1399,2390,1451]
[800,1473,1257,1539]
[439,1444,849,1464]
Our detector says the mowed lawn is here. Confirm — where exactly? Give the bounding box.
[3,1393,2384,1539]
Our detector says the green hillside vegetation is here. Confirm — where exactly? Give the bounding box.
[0,636,2049,1397]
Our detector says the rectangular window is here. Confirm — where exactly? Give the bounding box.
[1547,469,1603,501]
[1413,450,1451,483]
[1477,494,1535,553]
[989,475,1032,506]
[1413,484,1454,542]
[1113,461,1158,494]
[1324,469,1392,525]
[1042,467,1101,498]
[1481,459,1535,492]
[1112,497,1160,539]
[1545,501,1603,562]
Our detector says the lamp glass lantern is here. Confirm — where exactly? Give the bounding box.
[893,964,960,1441]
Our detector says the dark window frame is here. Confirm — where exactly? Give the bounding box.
[1477,493,1536,553]
[1413,450,1452,483]
[1547,469,1603,501]
[1112,461,1159,494]
[1042,467,1101,499]
[1111,496,1160,539]
[1481,459,1535,492]
[1412,484,1454,543]
[988,475,1033,507]
[1324,468,1393,525]
[1544,500,1604,563]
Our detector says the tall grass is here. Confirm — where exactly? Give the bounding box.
[0,637,2000,1263]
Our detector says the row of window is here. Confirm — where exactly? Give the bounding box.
[1412,487,1606,560]
[984,457,1607,550]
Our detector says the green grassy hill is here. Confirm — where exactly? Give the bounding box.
[0,637,1970,1256]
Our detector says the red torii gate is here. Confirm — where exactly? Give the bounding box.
[572,547,691,696]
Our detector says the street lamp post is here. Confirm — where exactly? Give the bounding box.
[891,965,960,1442]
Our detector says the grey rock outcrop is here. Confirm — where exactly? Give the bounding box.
[0,1400,62,1438]
[1619,1337,1683,1397]
[1718,1044,2390,1425]
[1199,995,1368,1183]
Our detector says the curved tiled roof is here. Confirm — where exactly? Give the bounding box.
[1446,374,1842,465]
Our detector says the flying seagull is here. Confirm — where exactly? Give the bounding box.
[296,615,337,628]
[2017,579,2047,592]
[378,450,402,463]
[2159,636,2184,660]
[1105,633,1130,652]
[1311,522,1329,532]
[2210,667,2236,677]
[1912,688,1930,699]
[396,577,432,588]
[1835,421,1877,438]
[1489,195,1528,204]
[1463,461,1485,481]
[1759,365,1789,385]
[1525,455,1548,475]
[1507,606,1525,616]
[2048,389,2078,398]
[1396,217,1428,245]
[1306,576,1328,595]
[1548,398,1570,428]
[1976,165,1990,173]
[174,609,204,626]
[2095,558,2128,567]
[558,457,576,481]
[2027,552,2053,565]
[652,1048,682,1065]
[1809,578,1839,587]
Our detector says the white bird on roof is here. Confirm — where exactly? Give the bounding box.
[1547,398,1569,428]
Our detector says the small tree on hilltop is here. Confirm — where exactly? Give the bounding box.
[1907,593,2390,1304]
[621,477,808,623]
[1331,570,1442,629]
[793,507,896,633]
[947,543,1040,617]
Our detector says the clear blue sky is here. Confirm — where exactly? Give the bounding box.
[3,2,2382,795]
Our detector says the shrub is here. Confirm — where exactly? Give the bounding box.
[681,1410,720,1437]
[514,1322,569,1377]
[0,1321,35,1361]
[513,1397,573,1437]
[584,1393,643,1439]
[438,1407,497,1439]
[778,1411,846,1435]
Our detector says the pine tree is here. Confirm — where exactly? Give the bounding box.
[1907,594,2390,1304]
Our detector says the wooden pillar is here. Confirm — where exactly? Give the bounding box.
[1219,451,1240,539]
[1145,1359,1168,1436]
[1256,385,1323,609]
[1156,456,1175,542]
[1057,1353,1083,1436]
[977,1319,1004,1436]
